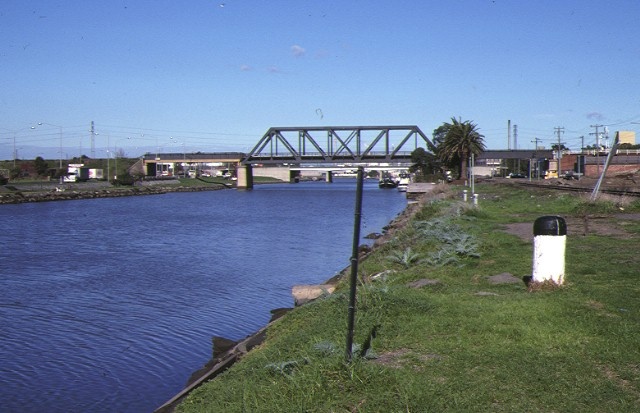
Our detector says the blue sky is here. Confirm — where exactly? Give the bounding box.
[1,0,639,160]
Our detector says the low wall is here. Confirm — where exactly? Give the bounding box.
[584,164,640,177]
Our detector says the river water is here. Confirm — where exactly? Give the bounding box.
[0,179,408,413]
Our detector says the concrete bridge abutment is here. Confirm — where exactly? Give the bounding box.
[325,171,333,183]
[237,164,253,189]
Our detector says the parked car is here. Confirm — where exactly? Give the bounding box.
[507,173,526,179]
[562,171,580,180]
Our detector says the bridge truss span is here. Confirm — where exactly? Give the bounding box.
[242,125,435,165]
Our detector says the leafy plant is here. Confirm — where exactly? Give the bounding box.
[264,358,308,376]
[386,247,422,268]
[312,341,338,356]
[423,248,461,267]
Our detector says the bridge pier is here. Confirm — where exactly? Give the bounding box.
[237,164,253,189]
[325,171,333,183]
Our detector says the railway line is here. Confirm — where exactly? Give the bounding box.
[507,179,640,198]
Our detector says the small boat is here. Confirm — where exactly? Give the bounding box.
[378,176,398,189]
[397,177,410,192]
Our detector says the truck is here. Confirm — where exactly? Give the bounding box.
[64,164,90,182]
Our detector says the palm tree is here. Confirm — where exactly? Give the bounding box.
[437,117,485,179]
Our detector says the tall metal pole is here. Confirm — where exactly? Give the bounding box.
[531,138,541,179]
[346,166,364,362]
[58,126,63,169]
[578,136,584,177]
[107,134,110,182]
[90,121,96,159]
[470,153,475,195]
[590,124,602,175]
[554,126,564,174]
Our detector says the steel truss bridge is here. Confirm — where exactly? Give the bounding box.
[241,125,435,165]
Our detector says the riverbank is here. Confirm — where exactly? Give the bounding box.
[0,176,297,204]
[171,182,640,412]
[0,179,233,204]
[0,185,230,204]
[154,185,438,413]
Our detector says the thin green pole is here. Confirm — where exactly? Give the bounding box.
[346,166,364,362]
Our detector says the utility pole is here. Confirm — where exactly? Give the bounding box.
[507,120,511,150]
[554,126,565,173]
[90,121,96,159]
[531,137,542,150]
[514,124,519,170]
[578,136,584,177]
[590,124,603,175]
[531,137,541,179]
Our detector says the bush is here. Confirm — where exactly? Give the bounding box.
[111,172,135,186]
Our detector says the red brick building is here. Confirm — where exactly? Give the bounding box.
[559,151,640,178]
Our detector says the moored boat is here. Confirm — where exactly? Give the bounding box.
[378,177,398,188]
[397,177,409,192]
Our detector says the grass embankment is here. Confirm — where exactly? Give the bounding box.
[0,176,286,204]
[176,183,640,413]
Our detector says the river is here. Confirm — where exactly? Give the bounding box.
[0,179,408,413]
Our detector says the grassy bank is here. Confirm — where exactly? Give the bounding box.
[175,183,640,413]
[0,176,287,204]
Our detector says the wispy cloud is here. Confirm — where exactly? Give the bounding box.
[291,44,305,57]
[268,65,283,73]
[586,112,604,121]
[240,64,252,72]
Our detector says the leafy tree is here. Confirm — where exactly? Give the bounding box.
[366,170,380,179]
[551,144,569,151]
[34,156,49,176]
[432,124,459,173]
[53,168,66,179]
[70,155,90,164]
[409,147,439,179]
[619,143,640,149]
[435,117,486,179]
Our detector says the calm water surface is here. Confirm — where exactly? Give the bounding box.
[0,179,407,412]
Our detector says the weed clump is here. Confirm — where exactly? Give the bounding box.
[526,279,564,293]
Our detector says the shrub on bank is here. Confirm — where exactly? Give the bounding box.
[111,172,135,186]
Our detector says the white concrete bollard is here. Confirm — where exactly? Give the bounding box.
[463,190,468,202]
[473,193,478,206]
[531,216,567,285]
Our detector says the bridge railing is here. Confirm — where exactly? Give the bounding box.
[573,149,640,156]
[142,152,245,161]
[244,151,416,164]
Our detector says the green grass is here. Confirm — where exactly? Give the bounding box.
[176,182,640,413]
